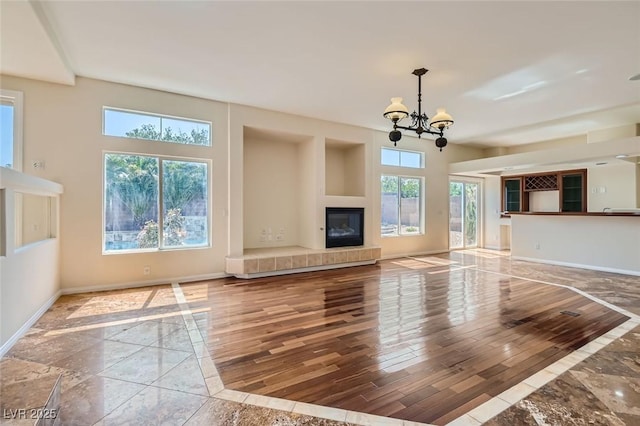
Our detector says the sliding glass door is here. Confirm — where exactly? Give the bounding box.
[449,180,479,249]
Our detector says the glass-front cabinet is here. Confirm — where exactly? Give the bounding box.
[501,177,526,214]
[560,170,587,212]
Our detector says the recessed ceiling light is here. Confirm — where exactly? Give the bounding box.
[630,73,640,81]
[615,154,628,159]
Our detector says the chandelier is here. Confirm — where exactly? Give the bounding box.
[383,68,454,151]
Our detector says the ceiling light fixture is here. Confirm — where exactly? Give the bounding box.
[383,68,454,151]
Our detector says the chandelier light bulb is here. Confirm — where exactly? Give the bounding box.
[383,97,409,122]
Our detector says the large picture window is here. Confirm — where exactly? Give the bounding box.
[381,175,423,236]
[104,153,208,253]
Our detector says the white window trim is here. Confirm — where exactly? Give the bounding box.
[448,176,483,248]
[381,147,425,169]
[102,150,212,254]
[381,174,425,238]
[1,89,24,171]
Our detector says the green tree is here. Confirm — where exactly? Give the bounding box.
[125,123,209,145]
[136,208,186,248]
[450,182,462,196]
[125,123,161,141]
[465,184,478,245]
[105,154,158,228]
[381,176,398,193]
[401,178,420,198]
[137,219,159,248]
[163,161,206,211]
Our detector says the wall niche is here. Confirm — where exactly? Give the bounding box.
[243,126,315,249]
[324,138,365,197]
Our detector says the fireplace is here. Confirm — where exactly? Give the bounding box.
[325,207,364,248]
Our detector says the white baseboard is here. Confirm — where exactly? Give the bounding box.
[0,290,62,357]
[61,272,229,295]
[511,256,640,277]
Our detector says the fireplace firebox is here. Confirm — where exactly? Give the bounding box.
[325,207,364,248]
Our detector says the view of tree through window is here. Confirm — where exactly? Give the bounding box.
[381,175,422,236]
[104,153,208,252]
[103,108,211,146]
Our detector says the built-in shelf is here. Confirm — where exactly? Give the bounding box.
[524,174,558,191]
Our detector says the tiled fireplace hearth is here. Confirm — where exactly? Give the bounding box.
[225,246,381,278]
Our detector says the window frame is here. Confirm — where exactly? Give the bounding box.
[102,106,212,146]
[1,89,24,171]
[380,174,425,237]
[381,147,424,169]
[102,151,212,255]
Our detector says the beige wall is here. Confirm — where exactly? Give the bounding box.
[18,193,53,246]
[325,146,346,196]
[529,190,560,212]
[243,137,301,248]
[587,163,637,212]
[1,75,229,291]
[511,214,640,275]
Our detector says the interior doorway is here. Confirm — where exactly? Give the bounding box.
[449,180,480,249]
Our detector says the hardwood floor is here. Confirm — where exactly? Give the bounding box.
[181,255,629,425]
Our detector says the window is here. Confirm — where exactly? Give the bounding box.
[103,107,211,146]
[381,175,423,236]
[381,147,423,168]
[104,153,208,253]
[1,90,23,170]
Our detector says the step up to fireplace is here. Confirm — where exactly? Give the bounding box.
[225,246,381,278]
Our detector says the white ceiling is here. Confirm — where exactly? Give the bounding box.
[2,1,640,148]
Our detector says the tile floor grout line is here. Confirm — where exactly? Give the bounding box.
[171,282,224,396]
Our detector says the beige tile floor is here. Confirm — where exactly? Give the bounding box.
[1,250,639,425]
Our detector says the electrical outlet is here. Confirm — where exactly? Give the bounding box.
[535,242,540,250]
[276,234,284,241]
[143,266,151,275]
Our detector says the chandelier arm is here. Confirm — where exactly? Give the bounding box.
[394,124,441,136]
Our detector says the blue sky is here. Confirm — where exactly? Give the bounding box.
[1,104,14,168]
[103,108,209,143]
[381,147,422,168]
